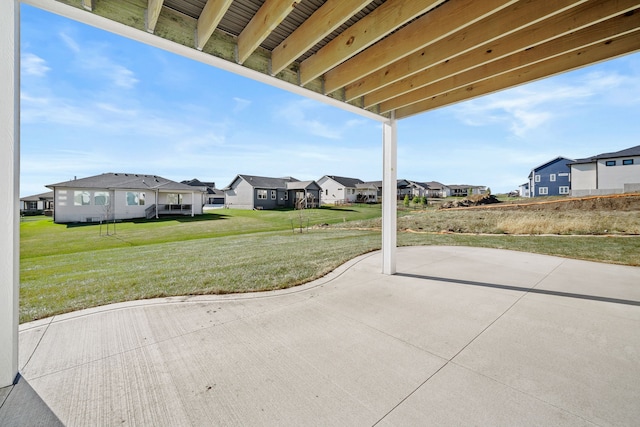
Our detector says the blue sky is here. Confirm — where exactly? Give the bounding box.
[19,4,640,197]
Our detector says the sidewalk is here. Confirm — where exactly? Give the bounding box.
[5,246,640,426]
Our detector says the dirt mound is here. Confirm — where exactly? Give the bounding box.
[447,194,640,211]
[440,194,500,209]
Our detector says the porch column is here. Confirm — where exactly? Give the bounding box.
[0,0,20,387]
[191,192,194,217]
[382,113,397,275]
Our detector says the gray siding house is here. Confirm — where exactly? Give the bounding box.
[47,173,206,223]
[20,191,54,215]
[569,145,640,196]
[224,175,321,210]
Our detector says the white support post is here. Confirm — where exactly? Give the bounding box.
[0,0,21,388]
[382,113,397,275]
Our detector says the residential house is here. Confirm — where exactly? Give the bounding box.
[448,185,486,197]
[317,175,364,205]
[182,178,226,206]
[360,181,383,201]
[355,182,379,203]
[568,145,640,196]
[224,175,321,209]
[20,191,54,215]
[47,173,206,223]
[424,181,449,198]
[396,179,414,200]
[519,182,531,198]
[527,157,573,197]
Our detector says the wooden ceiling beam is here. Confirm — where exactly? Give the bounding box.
[395,31,640,119]
[381,9,640,113]
[369,0,640,109]
[196,0,234,51]
[347,0,590,102]
[270,0,371,76]
[298,0,446,86]
[145,0,164,34]
[237,0,299,65]
[322,0,519,95]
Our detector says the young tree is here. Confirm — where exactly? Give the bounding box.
[403,194,410,207]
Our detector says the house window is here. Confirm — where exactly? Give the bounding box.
[26,201,38,210]
[325,189,328,196]
[559,186,569,194]
[550,174,556,182]
[539,187,548,195]
[74,191,90,206]
[126,192,145,206]
[284,192,288,200]
[271,190,276,200]
[534,175,540,182]
[623,159,634,165]
[257,189,267,199]
[94,191,110,206]
[167,193,183,204]
[606,160,616,166]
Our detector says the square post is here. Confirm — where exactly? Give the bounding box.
[0,0,21,387]
[382,113,397,275]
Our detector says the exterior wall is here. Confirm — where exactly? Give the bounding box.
[598,156,640,190]
[225,179,255,209]
[531,159,572,197]
[571,157,640,196]
[570,163,597,193]
[254,188,280,210]
[53,188,167,222]
[318,177,346,204]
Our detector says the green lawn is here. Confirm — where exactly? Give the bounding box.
[19,205,640,323]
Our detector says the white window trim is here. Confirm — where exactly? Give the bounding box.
[550,174,556,182]
[534,174,540,182]
[271,190,276,200]
[539,187,548,195]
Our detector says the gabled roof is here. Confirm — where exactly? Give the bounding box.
[530,156,574,172]
[20,191,54,202]
[286,180,320,190]
[424,181,447,190]
[226,174,299,190]
[321,175,363,188]
[47,173,202,192]
[569,145,640,165]
[182,178,216,188]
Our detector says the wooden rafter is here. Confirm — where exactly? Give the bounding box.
[376,1,640,111]
[347,0,591,102]
[381,9,640,113]
[395,31,640,119]
[145,0,164,34]
[24,0,640,119]
[237,0,299,65]
[323,0,519,94]
[270,0,371,76]
[196,0,234,51]
[299,0,446,86]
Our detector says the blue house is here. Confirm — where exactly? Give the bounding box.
[527,157,573,197]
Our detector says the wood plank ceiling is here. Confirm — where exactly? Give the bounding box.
[54,0,640,120]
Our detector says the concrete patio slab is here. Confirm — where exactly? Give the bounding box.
[7,246,640,426]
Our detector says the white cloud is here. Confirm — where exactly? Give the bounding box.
[450,66,636,137]
[58,31,139,89]
[232,97,251,113]
[275,99,343,139]
[22,53,50,77]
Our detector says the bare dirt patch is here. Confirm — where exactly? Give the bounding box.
[443,193,640,212]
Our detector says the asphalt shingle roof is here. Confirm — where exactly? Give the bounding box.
[47,173,201,192]
[323,175,363,187]
[569,145,640,165]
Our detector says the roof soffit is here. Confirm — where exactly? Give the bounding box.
[23,0,640,120]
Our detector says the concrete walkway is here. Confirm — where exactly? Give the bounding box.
[5,246,640,426]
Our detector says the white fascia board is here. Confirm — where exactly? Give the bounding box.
[21,0,387,123]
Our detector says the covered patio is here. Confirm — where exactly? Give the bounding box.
[2,0,640,417]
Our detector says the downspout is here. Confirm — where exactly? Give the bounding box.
[155,189,159,219]
[191,192,194,217]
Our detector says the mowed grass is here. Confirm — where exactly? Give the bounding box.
[20,203,640,323]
